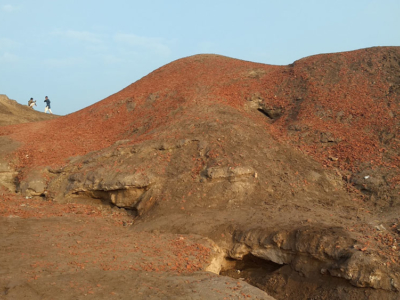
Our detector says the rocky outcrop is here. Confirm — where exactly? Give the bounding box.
[226,227,400,292]
[0,161,18,192]
[16,168,47,197]
[0,136,20,192]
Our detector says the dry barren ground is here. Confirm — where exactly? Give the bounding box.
[1,46,400,299]
[0,190,272,300]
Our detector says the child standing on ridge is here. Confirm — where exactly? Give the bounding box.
[44,96,53,114]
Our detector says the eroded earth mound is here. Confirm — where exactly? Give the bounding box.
[1,46,400,299]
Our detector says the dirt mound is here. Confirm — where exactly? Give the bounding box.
[0,94,58,126]
[1,47,400,299]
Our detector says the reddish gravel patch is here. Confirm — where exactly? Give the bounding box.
[0,190,215,293]
[1,48,399,184]
[1,47,400,300]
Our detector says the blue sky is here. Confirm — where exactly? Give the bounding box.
[1,1,399,115]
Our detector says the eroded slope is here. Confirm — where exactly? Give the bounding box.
[1,47,400,299]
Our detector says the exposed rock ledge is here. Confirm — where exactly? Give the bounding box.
[225,227,400,292]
